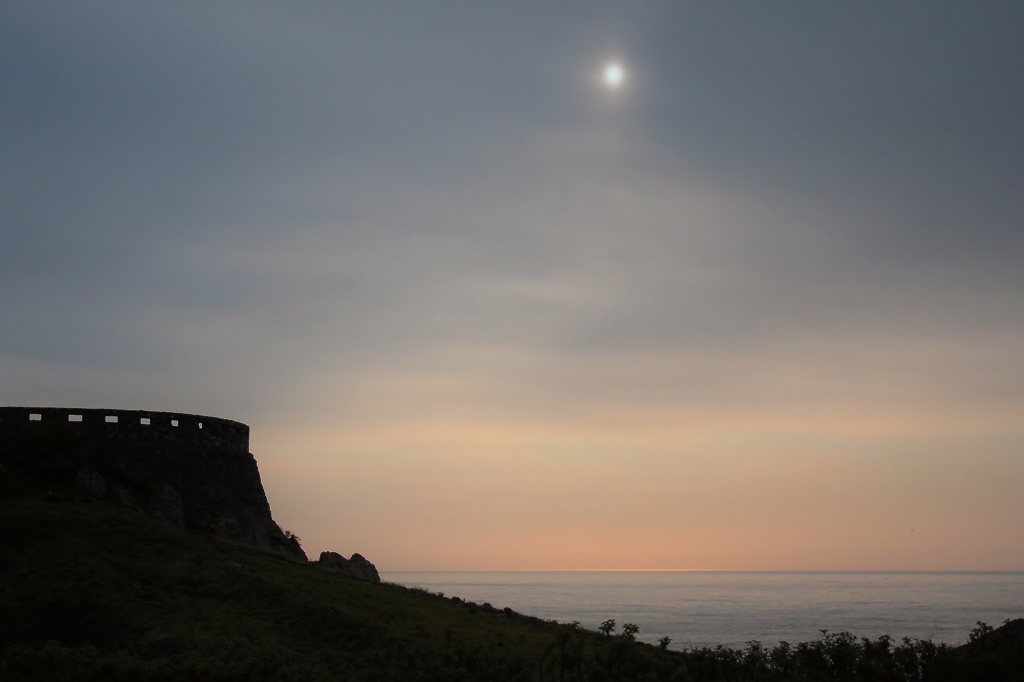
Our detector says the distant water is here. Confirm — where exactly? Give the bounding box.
[382,571,1024,649]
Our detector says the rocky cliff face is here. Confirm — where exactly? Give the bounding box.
[0,407,305,560]
[318,551,381,582]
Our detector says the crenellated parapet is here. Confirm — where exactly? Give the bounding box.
[0,406,304,560]
[0,407,248,452]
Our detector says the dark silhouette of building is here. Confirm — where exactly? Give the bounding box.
[0,406,304,559]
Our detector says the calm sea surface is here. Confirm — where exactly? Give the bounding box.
[382,571,1024,648]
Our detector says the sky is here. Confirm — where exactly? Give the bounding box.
[2,1,1022,570]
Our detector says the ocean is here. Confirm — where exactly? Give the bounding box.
[381,571,1024,649]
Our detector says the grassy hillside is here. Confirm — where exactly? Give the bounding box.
[1,495,1022,681]
[0,496,576,680]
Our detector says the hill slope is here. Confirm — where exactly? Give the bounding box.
[0,496,577,680]
[2,497,1023,681]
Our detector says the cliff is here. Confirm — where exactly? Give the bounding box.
[0,406,304,560]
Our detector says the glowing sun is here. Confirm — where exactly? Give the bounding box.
[603,62,624,88]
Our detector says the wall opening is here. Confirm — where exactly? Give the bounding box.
[29,413,41,421]
[69,414,83,422]
[140,417,151,425]
[171,419,178,427]
[198,423,203,429]
[105,415,118,423]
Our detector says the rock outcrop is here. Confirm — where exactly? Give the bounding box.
[318,551,381,582]
[0,407,305,561]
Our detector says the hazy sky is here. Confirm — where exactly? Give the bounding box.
[2,1,1022,570]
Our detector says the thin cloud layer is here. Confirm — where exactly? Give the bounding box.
[1,1,1022,568]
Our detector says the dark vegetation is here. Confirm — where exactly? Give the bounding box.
[0,422,1022,682]
[2,498,1022,681]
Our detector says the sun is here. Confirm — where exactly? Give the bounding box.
[603,62,624,88]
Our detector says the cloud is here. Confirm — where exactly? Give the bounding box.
[1,1,1022,568]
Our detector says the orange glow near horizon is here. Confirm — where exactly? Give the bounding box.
[253,357,1024,572]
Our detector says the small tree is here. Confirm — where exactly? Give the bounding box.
[969,621,993,644]
[599,619,616,636]
[658,636,672,651]
[622,623,640,641]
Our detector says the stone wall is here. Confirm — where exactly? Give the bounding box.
[0,406,304,560]
[0,407,248,452]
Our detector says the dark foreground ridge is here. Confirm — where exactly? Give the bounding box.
[1,408,1022,681]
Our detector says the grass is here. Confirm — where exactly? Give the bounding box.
[1,495,1022,681]
[0,496,570,679]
